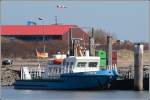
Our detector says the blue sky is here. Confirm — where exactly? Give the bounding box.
[1,1,149,42]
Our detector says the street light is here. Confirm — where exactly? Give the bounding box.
[38,18,46,52]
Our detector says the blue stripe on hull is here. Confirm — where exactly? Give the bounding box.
[14,75,112,90]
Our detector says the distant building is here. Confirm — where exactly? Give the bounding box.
[1,25,89,43]
[1,25,90,58]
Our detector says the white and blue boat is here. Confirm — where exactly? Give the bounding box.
[14,53,118,90]
[14,36,118,90]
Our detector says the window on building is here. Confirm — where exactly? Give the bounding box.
[89,62,97,67]
[11,35,62,41]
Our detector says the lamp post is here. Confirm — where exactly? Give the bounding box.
[38,18,46,52]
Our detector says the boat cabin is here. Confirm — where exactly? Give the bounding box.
[20,56,119,80]
[63,56,100,72]
[46,56,100,75]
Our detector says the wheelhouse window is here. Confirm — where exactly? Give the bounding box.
[77,62,87,67]
[89,62,98,67]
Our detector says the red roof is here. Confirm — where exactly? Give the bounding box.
[0,25,74,35]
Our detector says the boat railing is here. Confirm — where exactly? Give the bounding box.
[29,67,45,79]
[60,65,72,74]
[107,64,117,70]
[21,65,75,80]
[21,67,46,80]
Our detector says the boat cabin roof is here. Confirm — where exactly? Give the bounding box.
[64,56,100,62]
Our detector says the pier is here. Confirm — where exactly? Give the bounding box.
[110,65,149,90]
[106,35,149,91]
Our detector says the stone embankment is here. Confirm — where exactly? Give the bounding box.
[1,65,20,86]
[1,59,46,86]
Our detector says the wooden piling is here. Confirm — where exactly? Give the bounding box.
[106,36,112,66]
[89,27,95,56]
[134,43,144,91]
[69,28,74,56]
[0,34,1,100]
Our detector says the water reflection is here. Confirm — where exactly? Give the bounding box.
[1,87,149,100]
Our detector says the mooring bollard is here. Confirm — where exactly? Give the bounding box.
[134,43,144,91]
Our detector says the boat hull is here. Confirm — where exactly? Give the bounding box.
[14,74,115,90]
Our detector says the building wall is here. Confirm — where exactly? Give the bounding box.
[62,28,89,48]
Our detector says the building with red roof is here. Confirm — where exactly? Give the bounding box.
[1,25,91,58]
[1,25,73,36]
[1,25,89,42]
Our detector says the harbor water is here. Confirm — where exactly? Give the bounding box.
[1,87,149,100]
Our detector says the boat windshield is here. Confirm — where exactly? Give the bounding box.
[88,62,97,67]
[77,62,87,67]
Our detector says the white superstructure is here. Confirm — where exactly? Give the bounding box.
[45,56,100,75]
